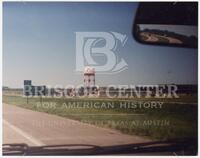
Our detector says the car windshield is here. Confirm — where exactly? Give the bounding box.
[2,2,198,156]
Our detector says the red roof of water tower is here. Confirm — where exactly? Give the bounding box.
[84,66,95,75]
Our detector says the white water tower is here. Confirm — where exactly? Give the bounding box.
[84,66,95,88]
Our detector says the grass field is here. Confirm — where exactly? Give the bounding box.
[3,95,198,141]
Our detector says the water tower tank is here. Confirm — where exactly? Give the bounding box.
[84,66,95,88]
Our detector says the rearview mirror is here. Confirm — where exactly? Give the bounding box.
[133,2,198,48]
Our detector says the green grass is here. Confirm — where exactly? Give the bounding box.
[3,95,197,141]
[140,34,149,41]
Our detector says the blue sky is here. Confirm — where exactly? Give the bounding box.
[3,2,198,88]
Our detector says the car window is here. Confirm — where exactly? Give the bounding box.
[3,2,198,156]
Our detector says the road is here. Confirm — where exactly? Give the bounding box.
[3,103,150,147]
[141,32,183,44]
